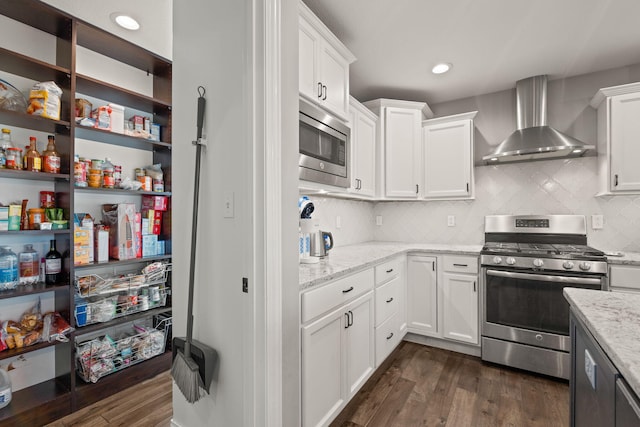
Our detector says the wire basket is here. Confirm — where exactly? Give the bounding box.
[74,262,171,327]
[75,319,170,383]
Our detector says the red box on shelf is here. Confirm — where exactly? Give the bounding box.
[141,195,168,212]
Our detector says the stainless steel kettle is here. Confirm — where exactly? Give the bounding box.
[310,230,334,257]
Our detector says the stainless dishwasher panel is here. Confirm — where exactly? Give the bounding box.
[570,314,618,427]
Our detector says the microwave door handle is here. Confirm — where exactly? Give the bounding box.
[486,269,603,286]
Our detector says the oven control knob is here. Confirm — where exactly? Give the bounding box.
[579,261,592,271]
[563,261,575,270]
[506,257,516,265]
[533,259,544,268]
[492,256,502,264]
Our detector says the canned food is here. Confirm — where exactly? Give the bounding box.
[138,175,152,191]
[153,179,164,192]
[27,208,45,229]
[40,191,55,208]
[5,147,22,169]
[88,169,102,188]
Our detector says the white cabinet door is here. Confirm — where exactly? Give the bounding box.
[298,18,320,103]
[610,92,640,191]
[319,42,349,119]
[353,109,376,197]
[407,255,438,335]
[385,107,421,198]
[345,293,375,397]
[442,272,478,344]
[302,308,345,427]
[422,118,473,199]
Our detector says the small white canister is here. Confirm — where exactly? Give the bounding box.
[0,368,12,409]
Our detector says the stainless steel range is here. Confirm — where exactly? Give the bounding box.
[480,215,608,380]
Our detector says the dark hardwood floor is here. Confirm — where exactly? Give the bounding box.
[331,341,569,427]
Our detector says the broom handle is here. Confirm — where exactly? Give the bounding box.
[186,88,206,358]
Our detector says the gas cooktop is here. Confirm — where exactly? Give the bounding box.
[482,242,605,259]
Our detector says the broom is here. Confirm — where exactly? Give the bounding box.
[171,86,208,403]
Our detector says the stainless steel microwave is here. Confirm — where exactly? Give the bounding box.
[299,98,350,188]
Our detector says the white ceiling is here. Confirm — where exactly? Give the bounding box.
[302,0,640,104]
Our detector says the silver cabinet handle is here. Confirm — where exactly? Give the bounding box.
[486,269,603,286]
[322,85,327,100]
[317,82,323,98]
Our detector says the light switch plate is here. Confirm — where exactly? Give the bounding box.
[447,215,455,227]
[584,348,597,390]
[376,215,383,226]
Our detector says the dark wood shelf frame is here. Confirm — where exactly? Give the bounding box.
[0,109,71,134]
[0,377,71,425]
[74,125,171,151]
[74,185,171,197]
[0,46,71,84]
[0,339,69,361]
[0,167,70,182]
[0,283,69,301]
[0,229,70,236]
[73,254,173,271]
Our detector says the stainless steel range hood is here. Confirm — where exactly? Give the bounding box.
[483,75,594,164]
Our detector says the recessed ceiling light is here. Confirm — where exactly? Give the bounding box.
[432,63,452,75]
[110,13,140,31]
[490,157,498,161]
[572,149,583,153]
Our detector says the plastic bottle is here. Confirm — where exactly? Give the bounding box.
[24,136,41,171]
[18,244,40,284]
[0,368,11,409]
[42,135,60,173]
[45,240,62,285]
[102,157,115,188]
[0,246,19,290]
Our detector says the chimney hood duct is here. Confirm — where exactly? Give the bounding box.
[483,75,594,164]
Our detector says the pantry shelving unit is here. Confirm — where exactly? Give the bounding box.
[0,0,172,424]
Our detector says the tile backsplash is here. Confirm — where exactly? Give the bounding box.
[303,157,640,253]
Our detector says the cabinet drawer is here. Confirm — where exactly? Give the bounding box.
[302,268,374,324]
[375,276,400,327]
[443,255,478,274]
[610,265,640,292]
[375,257,404,286]
[375,312,400,366]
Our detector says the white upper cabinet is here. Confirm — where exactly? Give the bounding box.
[349,97,377,197]
[299,1,355,121]
[591,82,640,195]
[421,112,477,200]
[364,99,433,199]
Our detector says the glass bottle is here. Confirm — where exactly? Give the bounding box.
[18,244,40,284]
[0,128,11,168]
[102,157,115,188]
[25,136,42,172]
[42,135,61,173]
[45,239,62,285]
[0,246,19,290]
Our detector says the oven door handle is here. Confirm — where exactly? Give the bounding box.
[486,269,603,286]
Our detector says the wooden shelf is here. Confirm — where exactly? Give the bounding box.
[0,167,70,182]
[0,229,70,236]
[0,377,71,425]
[74,185,171,197]
[0,0,73,39]
[0,339,69,361]
[0,46,71,83]
[0,109,71,134]
[73,306,172,336]
[74,350,171,409]
[0,283,69,301]
[75,125,171,151]
[73,255,172,271]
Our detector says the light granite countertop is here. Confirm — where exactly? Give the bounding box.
[564,288,640,399]
[605,251,640,266]
[299,241,482,290]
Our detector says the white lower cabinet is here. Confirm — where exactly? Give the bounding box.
[373,255,407,366]
[407,254,479,345]
[442,272,478,344]
[301,270,375,427]
[406,255,438,335]
[609,264,640,293]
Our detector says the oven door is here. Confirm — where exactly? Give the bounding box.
[482,268,604,352]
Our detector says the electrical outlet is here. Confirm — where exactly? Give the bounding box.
[584,349,597,390]
[376,215,383,226]
[592,214,603,230]
[336,215,342,229]
[447,215,455,227]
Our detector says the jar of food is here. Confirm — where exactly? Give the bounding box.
[40,191,55,208]
[28,208,45,229]
[152,178,164,192]
[5,147,22,169]
[102,158,115,188]
[74,156,87,187]
[87,169,102,188]
[42,135,60,173]
[18,244,39,284]
[24,136,42,172]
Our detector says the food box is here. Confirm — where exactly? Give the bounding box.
[74,213,94,265]
[130,115,144,132]
[141,218,150,236]
[0,206,8,221]
[150,123,161,141]
[156,240,165,256]
[108,103,125,134]
[94,224,109,263]
[102,204,136,260]
[141,195,168,212]
[142,234,158,257]
[0,220,7,231]
[8,205,21,231]
[142,209,162,235]
[75,98,92,118]
[134,212,142,259]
